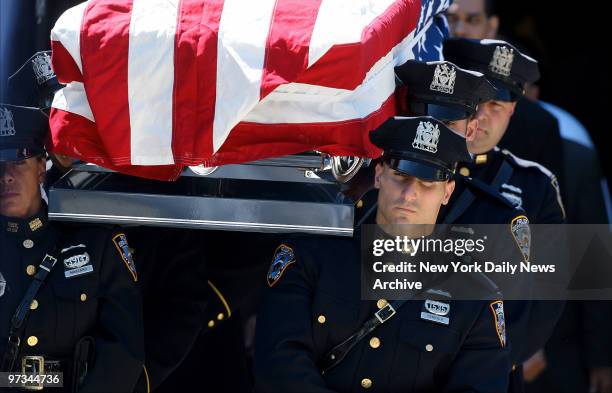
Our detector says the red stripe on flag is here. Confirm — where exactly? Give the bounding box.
[172,0,225,163]
[205,93,395,167]
[49,108,183,180]
[297,0,420,90]
[260,0,322,99]
[79,0,133,165]
[50,41,83,83]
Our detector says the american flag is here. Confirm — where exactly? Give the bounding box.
[49,0,450,180]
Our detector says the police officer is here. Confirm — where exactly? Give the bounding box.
[396,61,563,391]
[394,55,566,392]
[254,116,512,393]
[442,38,565,225]
[0,103,144,392]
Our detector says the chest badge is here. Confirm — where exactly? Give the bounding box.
[62,244,94,279]
[420,299,451,326]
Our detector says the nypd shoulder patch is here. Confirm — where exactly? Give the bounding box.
[267,244,296,287]
[112,233,137,282]
[489,300,506,348]
[510,215,530,262]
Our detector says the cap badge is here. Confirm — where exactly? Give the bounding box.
[412,121,440,154]
[489,46,514,77]
[430,63,456,94]
[0,107,16,137]
[32,52,55,85]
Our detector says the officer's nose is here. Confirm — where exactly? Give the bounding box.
[475,105,489,124]
[399,179,419,203]
[0,163,16,185]
[452,20,466,37]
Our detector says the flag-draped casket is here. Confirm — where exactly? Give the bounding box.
[50,0,450,180]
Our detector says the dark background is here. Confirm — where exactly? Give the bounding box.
[2,0,610,185]
[495,1,611,183]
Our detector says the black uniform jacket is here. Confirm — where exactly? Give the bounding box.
[254,225,511,393]
[0,209,144,392]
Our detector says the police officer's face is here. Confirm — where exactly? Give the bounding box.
[444,118,479,142]
[446,0,499,39]
[374,163,454,226]
[0,156,45,218]
[470,100,516,154]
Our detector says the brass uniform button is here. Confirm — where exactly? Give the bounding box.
[361,378,372,389]
[356,200,364,209]
[27,336,38,347]
[23,239,34,249]
[459,167,470,177]
[512,363,517,372]
[208,320,215,328]
[425,344,434,352]
[376,299,387,309]
[30,300,39,310]
[26,265,36,276]
[369,337,380,349]
[317,315,326,324]
[80,293,87,302]
[217,313,225,321]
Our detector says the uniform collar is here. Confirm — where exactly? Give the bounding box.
[0,207,49,236]
[462,149,494,169]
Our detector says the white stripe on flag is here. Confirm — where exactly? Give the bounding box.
[50,1,88,73]
[213,0,277,153]
[243,59,395,124]
[52,82,95,122]
[127,0,178,165]
[244,22,423,124]
[308,0,397,67]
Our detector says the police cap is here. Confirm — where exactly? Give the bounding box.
[0,104,48,162]
[443,38,540,102]
[370,116,470,181]
[395,60,496,121]
[7,51,63,113]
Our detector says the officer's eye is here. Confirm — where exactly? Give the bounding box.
[419,179,435,187]
[446,14,459,24]
[466,14,485,25]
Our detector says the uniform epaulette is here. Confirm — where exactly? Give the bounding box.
[498,148,556,180]
[461,176,516,210]
[469,271,503,300]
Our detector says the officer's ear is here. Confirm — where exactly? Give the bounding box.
[442,179,455,205]
[374,162,385,190]
[485,15,499,39]
[36,156,46,184]
[465,116,479,142]
[509,101,517,116]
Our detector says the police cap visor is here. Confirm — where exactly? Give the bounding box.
[408,102,471,122]
[0,148,44,162]
[387,158,451,182]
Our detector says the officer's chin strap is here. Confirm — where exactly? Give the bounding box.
[1,235,62,372]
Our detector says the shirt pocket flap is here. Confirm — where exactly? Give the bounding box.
[400,320,463,353]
